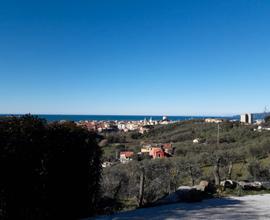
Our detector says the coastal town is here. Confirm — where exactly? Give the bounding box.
[74,113,268,135]
[76,113,269,168]
[75,116,172,134]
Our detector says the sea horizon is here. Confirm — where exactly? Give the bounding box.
[0,114,239,122]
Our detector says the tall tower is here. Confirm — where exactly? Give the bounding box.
[240,114,248,123]
[240,113,253,124]
[247,113,253,124]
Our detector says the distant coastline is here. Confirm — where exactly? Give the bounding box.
[0,114,239,122]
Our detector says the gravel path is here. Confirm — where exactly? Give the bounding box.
[93,194,270,220]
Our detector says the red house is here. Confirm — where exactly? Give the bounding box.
[149,147,165,159]
[120,151,134,163]
[162,143,174,155]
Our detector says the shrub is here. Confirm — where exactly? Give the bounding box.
[0,115,102,220]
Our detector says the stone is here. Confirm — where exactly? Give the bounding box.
[237,181,263,190]
[220,180,237,189]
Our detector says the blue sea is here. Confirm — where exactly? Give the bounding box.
[0,114,239,122]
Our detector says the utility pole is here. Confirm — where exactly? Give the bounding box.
[217,123,220,146]
[139,168,145,207]
[214,122,221,186]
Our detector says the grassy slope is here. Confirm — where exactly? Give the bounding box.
[102,120,270,181]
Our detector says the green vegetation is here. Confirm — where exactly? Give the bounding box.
[100,120,270,211]
[1,116,270,217]
[0,115,102,220]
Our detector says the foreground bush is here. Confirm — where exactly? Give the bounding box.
[0,115,102,220]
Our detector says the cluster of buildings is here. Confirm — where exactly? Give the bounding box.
[75,114,264,134]
[76,116,173,134]
[119,143,174,164]
[205,114,258,125]
[75,120,116,133]
[240,113,265,125]
[204,118,224,123]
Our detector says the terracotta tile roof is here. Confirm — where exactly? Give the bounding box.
[163,143,172,149]
[120,151,134,158]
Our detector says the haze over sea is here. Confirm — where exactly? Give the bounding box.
[0,114,238,122]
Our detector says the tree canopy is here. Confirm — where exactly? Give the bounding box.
[0,115,102,220]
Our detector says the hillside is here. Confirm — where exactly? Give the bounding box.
[98,120,270,213]
[102,120,270,168]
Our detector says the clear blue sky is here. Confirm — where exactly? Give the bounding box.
[1,0,270,116]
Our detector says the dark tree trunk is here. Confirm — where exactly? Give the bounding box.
[188,166,195,186]
[227,161,233,179]
[213,157,221,186]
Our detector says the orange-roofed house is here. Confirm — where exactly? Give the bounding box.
[149,147,165,159]
[162,143,174,155]
[163,143,172,149]
[120,151,134,163]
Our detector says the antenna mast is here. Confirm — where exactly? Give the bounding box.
[264,106,269,121]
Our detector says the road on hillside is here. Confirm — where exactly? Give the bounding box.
[92,194,270,220]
